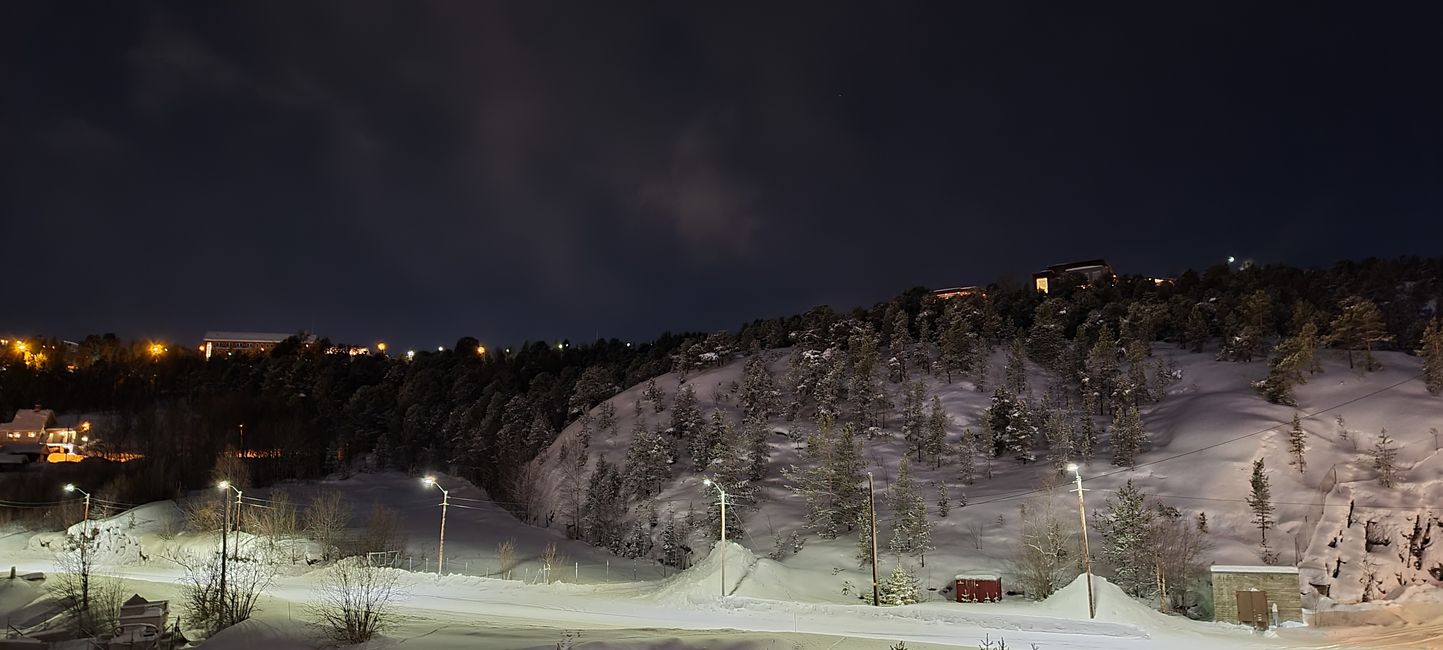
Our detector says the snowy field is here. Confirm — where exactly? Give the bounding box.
[2,346,1441,648]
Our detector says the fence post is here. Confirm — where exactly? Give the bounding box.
[606,559,610,579]
[575,561,579,582]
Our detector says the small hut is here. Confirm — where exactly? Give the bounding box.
[955,574,1002,603]
[1210,565,1302,628]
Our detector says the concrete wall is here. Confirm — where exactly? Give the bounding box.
[1212,571,1303,624]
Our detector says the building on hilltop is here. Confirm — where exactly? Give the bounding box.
[930,285,986,300]
[200,331,294,360]
[1032,259,1116,294]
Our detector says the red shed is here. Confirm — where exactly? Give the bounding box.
[955,574,1002,603]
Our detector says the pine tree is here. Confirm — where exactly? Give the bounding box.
[855,509,875,567]
[1287,413,1307,474]
[1075,405,1098,460]
[938,301,974,384]
[643,377,667,412]
[1419,318,1443,396]
[596,400,618,439]
[1326,296,1392,371]
[1124,339,1151,405]
[901,382,927,461]
[936,482,950,518]
[956,427,977,485]
[1110,404,1146,468]
[924,396,949,468]
[1044,407,1074,475]
[1247,458,1274,544]
[670,384,702,441]
[1027,299,1070,374]
[1372,428,1399,488]
[888,457,933,564]
[559,450,590,538]
[1084,325,1119,415]
[623,418,672,499]
[691,409,727,471]
[986,386,1034,462]
[1221,290,1271,363]
[658,514,687,568]
[878,562,921,606]
[1005,336,1029,396]
[1184,304,1211,353]
[745,418,770,482]
[740,354,777,422]
[1094,480,1157,596]
[703,421,752,541]
[582,460,625,549]
[889,310,912,381]
[847,326,885,426]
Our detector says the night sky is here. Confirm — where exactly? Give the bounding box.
[5,3,1442,351]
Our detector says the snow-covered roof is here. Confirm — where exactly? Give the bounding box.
[955,574,1001,581]
[1210,565,1300,574]
[0,409,55,432]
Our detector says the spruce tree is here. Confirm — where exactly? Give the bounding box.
[1326,296,1392,370]
[1247,458,1274,544]
[1094,480,1156,596]
[1372,429,1399,487]
[1044,407,1074,475]
[855,509,875,567]
[938,301,974,384]
[889,310,912,381]
[643,377,667,412]
[596,401,618,439]
[1027,299,1070,374]
[691,409,727,471]
[878,563,921,606]
[1110,404,1146,468]
[623,418,672,499]
[1221,290,1271,363]
[1419,318,1443,396]
[1184,304,1211,353]
[1084,325,1119,415]
[901,382,927,461]
[936,482,950,517]
[888,457,933,564]
[1124,339,1151,405]
[1287,413,1307,474]
[670,384,702,441]
[1075,406,1098,460]
[1005,335,1029,396]
[956,427,977,485]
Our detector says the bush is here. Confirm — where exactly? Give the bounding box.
[309,557,403,643]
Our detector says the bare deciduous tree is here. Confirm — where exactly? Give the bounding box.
[304,489,351,561]
[167,549,278,635]
[1010,480,1076,599]
[540,541,568,583]
[51,529,128,636]
[309,557,403,644]
[496,539,518,579]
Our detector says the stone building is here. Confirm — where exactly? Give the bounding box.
[1210,565,1302,627]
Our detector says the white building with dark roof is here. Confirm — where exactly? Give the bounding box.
[200,331,295,359]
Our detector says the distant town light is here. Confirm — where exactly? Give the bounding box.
[377,342,388,352]
[476,345,486,356]
[406,350,416,360]
[438,346,445,352]
[1227,256,1236,264]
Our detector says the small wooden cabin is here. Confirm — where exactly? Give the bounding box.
[955,574,1002,603]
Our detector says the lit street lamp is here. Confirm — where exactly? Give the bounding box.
[1067,463,1096,619]
[423,476,449,577]
[216,480,235,627]
[63,483,91,524]
[702,478,728,598]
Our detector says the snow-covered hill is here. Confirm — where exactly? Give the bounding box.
[532,345,1443,610]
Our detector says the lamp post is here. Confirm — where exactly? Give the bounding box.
[220,481,243,559]
[867,472,879,606]
[216,481,233,627]
[423,476,449,577]
[702,478,727,598]
[1067,463,1096,619]
[62,484,93,613]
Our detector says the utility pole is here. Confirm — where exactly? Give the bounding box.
[1068,463,1095,619]
[221,481,243,560]
[63,484,92,613]
[868,472,879,607]
[423,476,450,577]
[703,478,727,598]
[218,483,230,628]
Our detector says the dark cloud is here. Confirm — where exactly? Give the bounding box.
[3,2,1442,349]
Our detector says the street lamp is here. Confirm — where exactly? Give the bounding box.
[215,481,234,627]
[219,480,243,559]
[1067,463,1096,619]
[63,484,91,524]
[423,476,449,577]
[702,478,728,598]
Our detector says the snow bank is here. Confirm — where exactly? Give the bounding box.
[1039,574,1170,629]
[647,541,756,605]
[200,619,315,650]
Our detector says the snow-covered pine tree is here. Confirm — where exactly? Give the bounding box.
[1220,290,1271,363]
[691,409,727,471]
[1044,407,1074,475]
[657,513,687,568]
[596,400,618,439]
[913,303,935,376]
[1124,338,1151,406]
[830,423,867,534]
[1094,480,1157,597]
[582,459,625,550]
[1372,428,1399,487]
[878,562,921,606]
[889,309,912,381]
[1004,335,1028,396]
[1184,304,1211,353]
[1419,318,1443,396]
[643,377,667,412]
[1075,404,1098,460]
[1084,325,1119,415]
[888,457,933,565]
[846,325,885,426]
[1326,296,1392,371]
[670,384,702,442]
[744,417,770,482]
[936,482,950,518]
[855,508,875,567]
[1247,458,1274,544]
[813,360,843,433]
[1287,413,1307,474]
[901,381,927,461]
[623,418,672,499]
[956,427,977,485]
[938,300,974,384]
[703,415,751,540]
[740,354,777,422]
[978,421,996,479]
[1110,404,1146,468]
[1027,299,1070,374]
[924,396,949,468]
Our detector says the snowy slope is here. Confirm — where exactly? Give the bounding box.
[532,344,1443,611]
